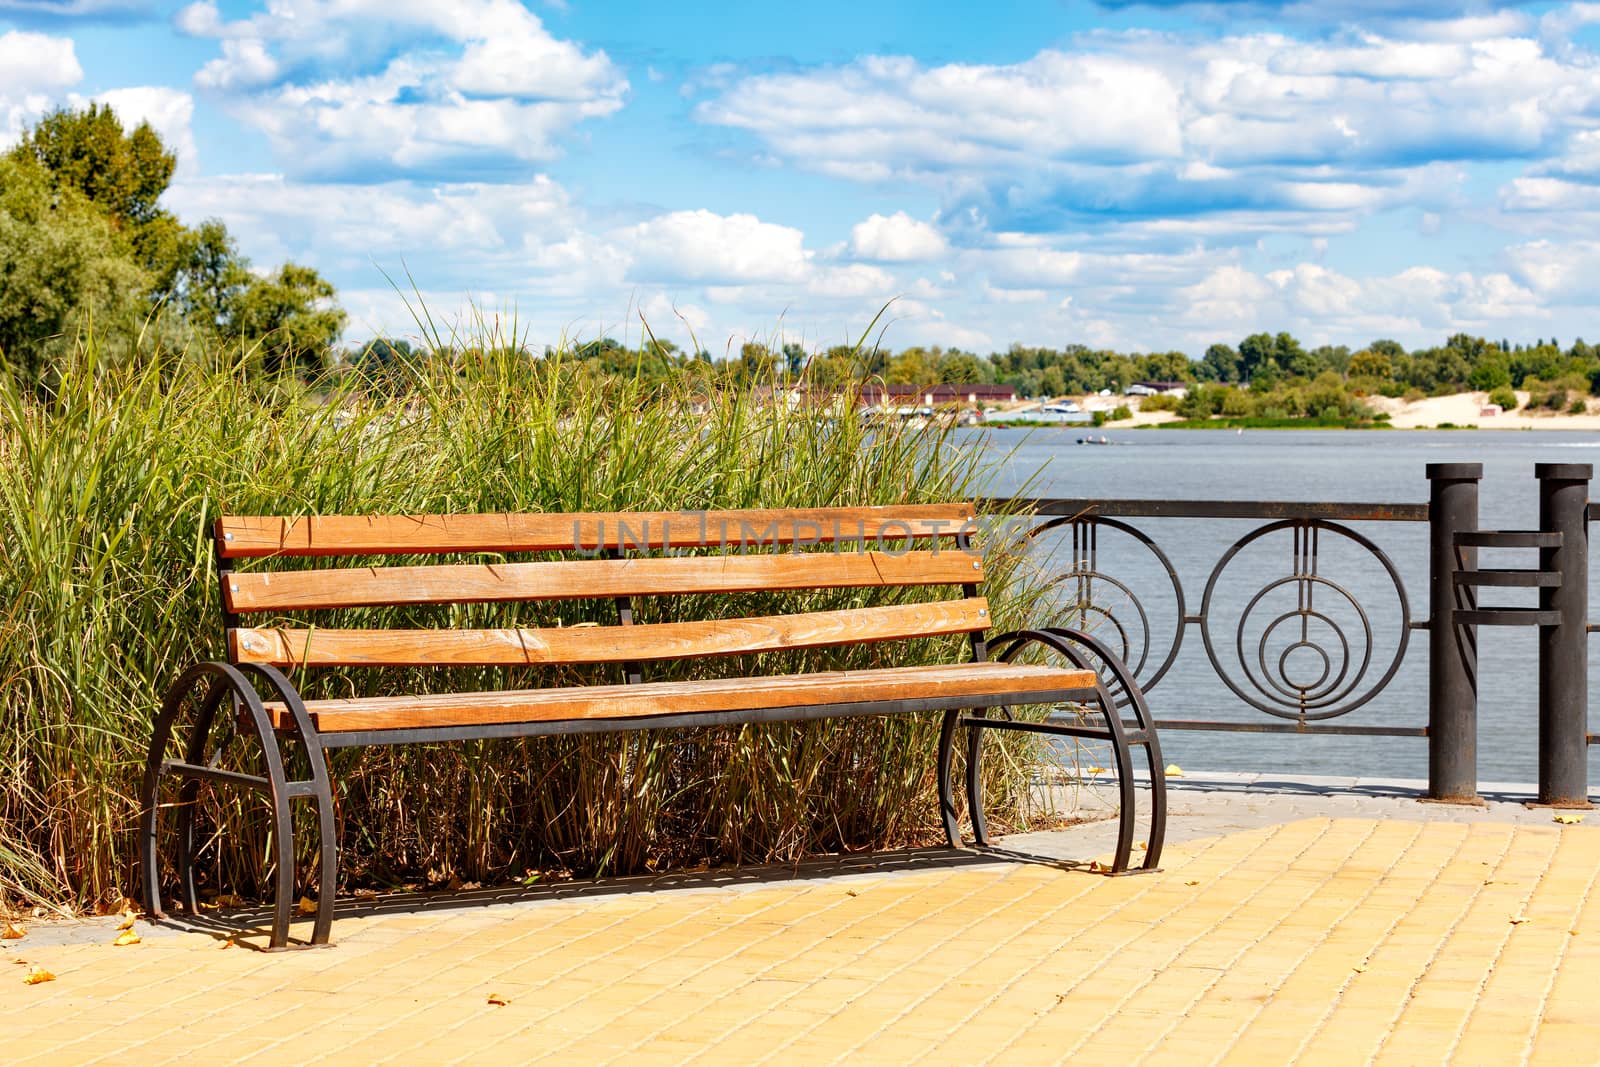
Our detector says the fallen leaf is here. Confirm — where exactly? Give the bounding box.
[112,930,141,947]
[22,968,54,985]
[116,914,136,931]
[214,894,243,908]
[220,939,236,951]
[1352,964,1367,973]
[353,888,379,901]
[487,992,509,1006]
[1184,880,1200,887]
[1136,842,1147,851]
[845,889,859,897]
[1554,813,1585,825]
[1165,764,1184,777]
[1,921,24,940]
[99,896,138,916]
[1086,767,1108,776]
[1089,861,1108,873]
[297,896,317,916]
[1510,915,1530,925]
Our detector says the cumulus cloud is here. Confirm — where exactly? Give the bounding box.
[163,173,609,286]
[1174,259,1542,339]
[176,0,627,180]
[620,210,811,285]
[695,23,1600,234]
[0,30,82,145]
[849,211,948,261]
[1506,238,1600,300]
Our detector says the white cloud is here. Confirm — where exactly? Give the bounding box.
[699,49,1183,178]
[1180,265,1277,326]
[195,38,278,92]
[849,211,947,261]
[695,24,1600,234]
[178,0,627,179]
[621,210,810,285]
[164,172,601,281]
[0,30,81,145]
[173,0,221,35]
[808,263,897,298]
[1506,238,1600,300]
[89,87,197,171]
[1176,260,1542,341]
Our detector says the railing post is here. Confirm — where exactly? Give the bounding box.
[1427,463,1481,802]
[1536,462,1591,807]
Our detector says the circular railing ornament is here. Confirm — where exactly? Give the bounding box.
[1027,515,1186,696]
[1199,519,1410,720]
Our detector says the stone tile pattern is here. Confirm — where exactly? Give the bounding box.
[5,816,1599,1065]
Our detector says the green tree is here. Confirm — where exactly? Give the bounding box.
[0,156,148,388]
[1347,349,1392,381]
[886,346,934,385]
[8,104,175,228]
[1199,343,1240,382]
[1238,333,1276,383]
[230,264,347,377]
[782,342,807,378]
[1136,350,1194,383]
[3,106,346,379]
[938,350,987,384]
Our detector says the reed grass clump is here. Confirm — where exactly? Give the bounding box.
[0,335,1050,911]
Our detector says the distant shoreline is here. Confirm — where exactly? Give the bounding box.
[1068,390,1600,431]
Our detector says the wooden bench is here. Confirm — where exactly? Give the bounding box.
[140,503,1166,948]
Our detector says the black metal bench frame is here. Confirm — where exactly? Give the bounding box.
[140,509,1167,949]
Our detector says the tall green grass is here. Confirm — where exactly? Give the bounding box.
[0,335,1051,911]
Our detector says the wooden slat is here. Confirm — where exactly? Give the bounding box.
[224,549,985,613]
[232,599,991,667]
[273,662,1096,733]
[218,504,977,558]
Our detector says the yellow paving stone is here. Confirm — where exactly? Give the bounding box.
[7,817,1600,1063]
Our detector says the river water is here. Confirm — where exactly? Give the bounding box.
[963,427,1600,784]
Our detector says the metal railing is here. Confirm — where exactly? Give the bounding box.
[993,461,1596,806]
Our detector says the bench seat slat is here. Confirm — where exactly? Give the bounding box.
[219,504,977,558]
[268,662,1097,733]
[225,549,984,613]
[232,599,992,666]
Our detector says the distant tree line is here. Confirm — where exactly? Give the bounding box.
[343,331,1597,423]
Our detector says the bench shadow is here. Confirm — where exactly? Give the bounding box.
[153,844,1094,951]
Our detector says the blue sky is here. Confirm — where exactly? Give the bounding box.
[3,0,1599,357]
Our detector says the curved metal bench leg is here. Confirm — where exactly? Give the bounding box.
[239,664,338,946]
[1044,627,1166,873]
[937,709,962,847]
[983,627,1166,874]
[141,661,327,949]
[175,687,230,913]
[141,666,226,919]
[1099,678,1138,874]
[965,710,992,847]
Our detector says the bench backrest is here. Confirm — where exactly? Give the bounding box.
[215,504,988,672]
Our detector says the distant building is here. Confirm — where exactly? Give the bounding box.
[854,383,1019,408]
[1126,381,1188,397]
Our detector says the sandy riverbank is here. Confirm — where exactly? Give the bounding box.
[1072,390,1600,430]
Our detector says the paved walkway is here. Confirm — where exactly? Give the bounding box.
[5,776,1600,1065]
